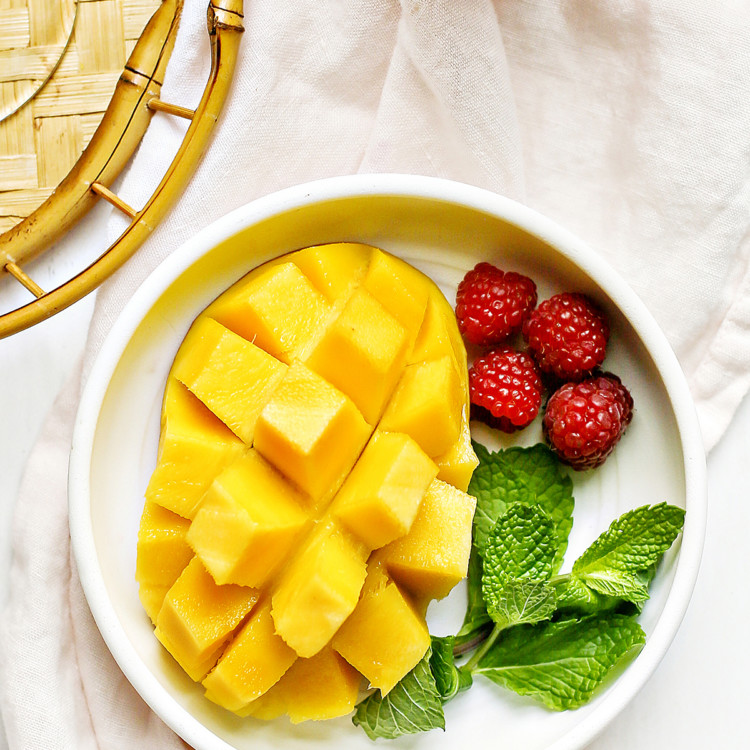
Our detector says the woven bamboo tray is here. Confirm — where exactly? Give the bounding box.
[0,0,246,338]
[0,0,162,234]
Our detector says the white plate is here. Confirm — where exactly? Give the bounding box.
[69,174,706,750]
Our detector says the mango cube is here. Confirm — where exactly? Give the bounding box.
[254,362,371,503]
[243,645,362,723]
[332,566,429,695]
[375,479,476,602]
[363,249,431,347]
[203,599,297,713]
[434,419,478,492]
[208,262,331,364]
[272,522,368,658]
[378,355,463,457]
[409,294,458,366]
[136,501,193,623]
[305,287,409,424]
[155,557,259,681]
[292,243,374,301]
[333,431,437,549]
[187,450,309,587]
[145,379,245,518]
[172,318,287,444]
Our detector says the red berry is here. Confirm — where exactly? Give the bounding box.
[522,292,609,381]
[469,347,543,433]
[456,263,537,347]
[543,373,633,470]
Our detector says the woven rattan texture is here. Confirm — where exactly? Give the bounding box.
[0,0,162,234]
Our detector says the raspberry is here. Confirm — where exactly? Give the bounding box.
[469,347,543,433]
[543,372,633,470]
[456,263,537,347]
[522,292,609,381]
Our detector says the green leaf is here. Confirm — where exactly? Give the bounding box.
[474,614,646,710]
[429,636,472,701]
[481,504,558,629]
[553,575,623,614]
[455,546,491,646]
[469,443,574,573]
[352,646,445,740]
[487,579,557,630]
[569,503,685,604]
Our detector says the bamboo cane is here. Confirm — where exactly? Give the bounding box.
[0,0,245,339]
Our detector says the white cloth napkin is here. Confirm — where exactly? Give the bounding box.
[2,1,749,747]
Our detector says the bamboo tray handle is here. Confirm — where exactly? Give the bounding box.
[0,0,245,339]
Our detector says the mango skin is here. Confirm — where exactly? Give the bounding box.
[137,243,478,723]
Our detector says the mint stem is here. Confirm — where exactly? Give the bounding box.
[462,623,502,672]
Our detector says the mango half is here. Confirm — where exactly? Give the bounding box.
[136,243,478,723]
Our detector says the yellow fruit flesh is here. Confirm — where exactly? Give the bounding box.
[173,317,287,445]
[379,355,463,458]
[332,565,430,695]
[203,598,297,712]
[154,557,259,681]
[271,521,368,658]
[375,479,476,602]
[136,501,193,623]
[291,242,374,301]
[332,430,438,550]
[186,450,310,587]
[242,645,362,723]
[144,379,245,519]
[253,361,372,503]
[304,287,409,425]
[208,262,332,364]
[138,243,477,722]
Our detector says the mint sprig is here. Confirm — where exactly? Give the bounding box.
[354,445,686,740]
[473,614,646,710]
[554,503,685,609]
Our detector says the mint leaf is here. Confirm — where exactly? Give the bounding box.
[487,579,557,631]
[430,636,472,701]
[481,504,558,629]
[455,547,491,646]
[469,443,574,573]
[352,647,444,740]
[474,614,646,710]
[554,575,623,614]
[568,503,685,604]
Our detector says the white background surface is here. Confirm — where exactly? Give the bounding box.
[1,247,749,750]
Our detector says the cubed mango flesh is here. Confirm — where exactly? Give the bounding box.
[203,598,297,712]
[332,565,430,695]
[434,419,478,492]
[172,317,287,444]
[332,430,438,550]
[136,501,193,623]
[291,243,374,301]
[378,355,463,457]
[187,450,309,587]
[271,521,368,658]
[155,557,259,681]
[242,645,362,723]
[139,243,478,723]
[363,249,431,348]
[304,287,409,425]
[208,262,332,364]
[145,379,245,518]
[254,361,371,503]
[375,479,476,602]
